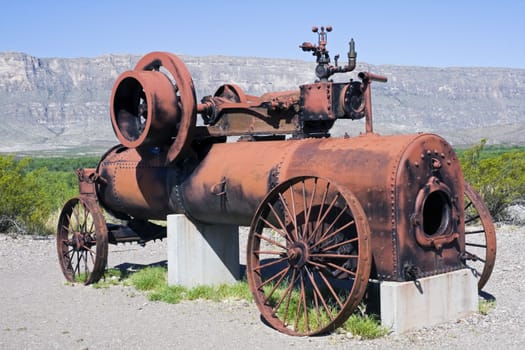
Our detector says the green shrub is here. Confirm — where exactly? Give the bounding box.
[459,139,525,220]
[130,266,167,291]
[0,155,93,235]
[35,170,78,210]
[128,266,253,304]
[25,156,99,172]
[342,313,390,339]
[27,156,97,211]
[0,156,52,234]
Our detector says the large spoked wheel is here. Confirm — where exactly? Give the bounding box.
[463,182,496,291]
[56,197,108,285]
[247,176,372,336]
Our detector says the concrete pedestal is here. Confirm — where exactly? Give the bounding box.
[167,214,240,288]
[370,269,478,333]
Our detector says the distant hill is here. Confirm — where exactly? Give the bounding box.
[0,52,523,154]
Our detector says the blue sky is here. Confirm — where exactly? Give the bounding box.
[1,0,524,68]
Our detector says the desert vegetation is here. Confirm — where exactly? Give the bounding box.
[457,140,525,221]
[0,155,98,235]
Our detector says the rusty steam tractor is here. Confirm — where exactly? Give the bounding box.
[57,26,496,335]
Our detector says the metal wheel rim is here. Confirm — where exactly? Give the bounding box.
[56,197,108,285]
[463,182,497,291]
[247,176,372,336]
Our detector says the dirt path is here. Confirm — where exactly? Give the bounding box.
[1,225,524,349]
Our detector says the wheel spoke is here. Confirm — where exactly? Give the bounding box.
[311,280,322,328]
[254,232,287,250]
[264,201,288,232]
[72,206,80,229]
[317,269,344,309]
[313,180,331,244]
[253,256,289,272]
[465,229,486,235]
[253,249,285,256]
[280,190,299,241]
[320,236,359,252]
[306,259,328,269]
[300,273,309,333]
[88,217,95,235]
[260,210,293,244]
[312,218,355,250]
[258,216,288,241]
[259,266,290,302]
[83,245,97,265]
[82,203,89,232]
[83,250,90,276]
[300,180,308,238]
[465,242,487,249]
[61,224,71,234]
[326,261,357,277]
[318,206,354,242]
[309,193,341,241]
[465,214,480,224]
[306,268,337,318]
[274,268,297,320]
[301,179,318,242]
[74,251,82,277]
[293,273,306,331]
[304,178,318,242]
[464,251,487,263]
[310,253,358,259]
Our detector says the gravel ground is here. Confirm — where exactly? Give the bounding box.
[1,224,524,350]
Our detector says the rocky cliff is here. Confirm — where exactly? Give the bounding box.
[0,52,523,154]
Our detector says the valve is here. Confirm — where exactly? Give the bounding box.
[300,25,357,81]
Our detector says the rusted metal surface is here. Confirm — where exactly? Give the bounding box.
[111,52,197,164]
[197,86,301,137]
[57,25,496,336]
[76,168,97,196]
[96,144,170,220]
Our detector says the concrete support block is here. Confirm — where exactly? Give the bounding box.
[377,269,478,333]
[167,214,240,288]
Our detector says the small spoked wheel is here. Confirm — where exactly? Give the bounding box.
[463,182,497,291]
[56,197,108,285]
[247,176,372,336]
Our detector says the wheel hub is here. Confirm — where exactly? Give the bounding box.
[287,241,309,268]
[71,231,85,250]
[72,232,93,250]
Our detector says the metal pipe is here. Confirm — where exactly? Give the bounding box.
[358,72,388,134]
